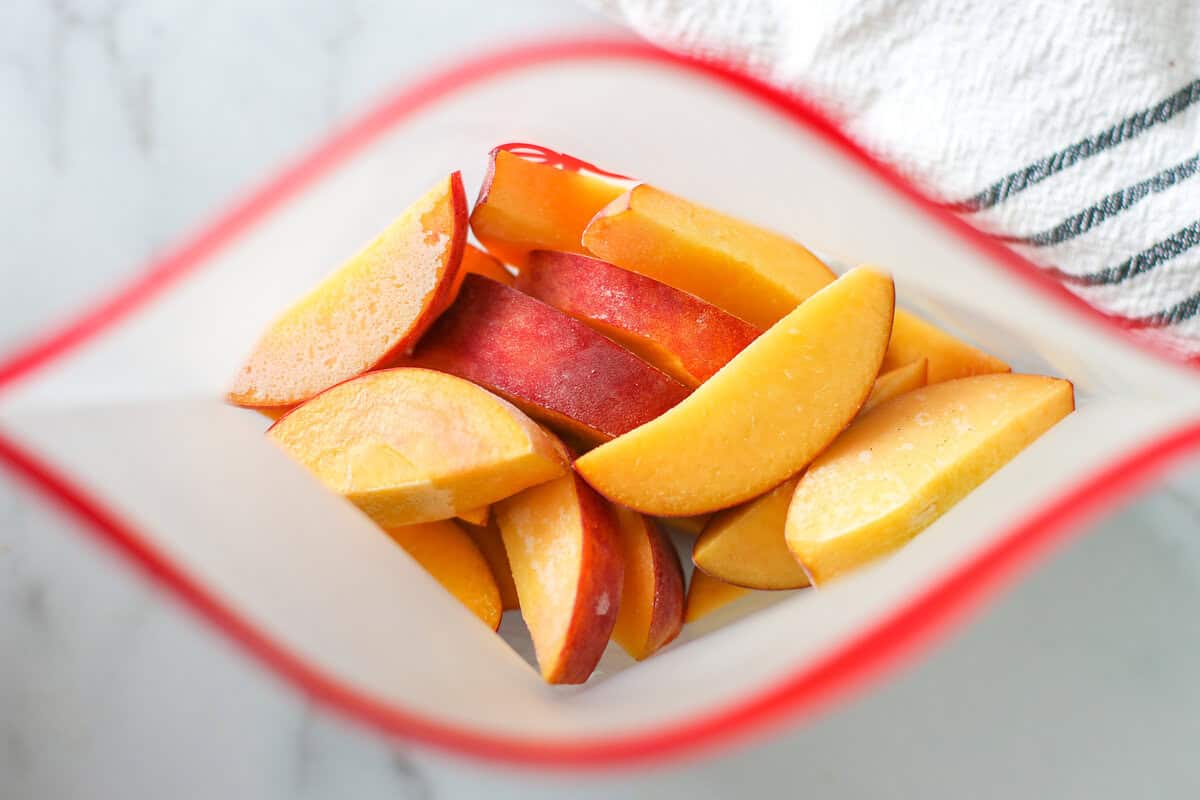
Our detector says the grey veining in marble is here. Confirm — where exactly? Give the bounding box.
[3,2,1200,799]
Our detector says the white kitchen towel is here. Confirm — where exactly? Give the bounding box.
[589,0,1200,359]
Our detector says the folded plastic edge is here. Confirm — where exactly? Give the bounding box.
[0,36,1198,769]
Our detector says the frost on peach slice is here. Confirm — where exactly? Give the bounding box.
[786,373,1074,585]
[267,368,568,528]
[230,173,468,408]
[496,473,623,684]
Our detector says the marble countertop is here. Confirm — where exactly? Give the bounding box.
[3,3,1200,798]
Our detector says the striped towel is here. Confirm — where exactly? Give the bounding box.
[590,0,1200,359]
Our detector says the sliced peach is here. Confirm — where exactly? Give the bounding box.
[658,515,711,536]
[684,570,750,624]
[580,184,1002,382]
[267,368,568,527]
[787,374,1074,584]
[862,358,928,414]
[471,149,626,268]
[406,274,690,443]
[385,520,502,630]
[884,312,1010,384]
[230,173,467,408]
[462,243,514,285]
[456,505,490,527]
[611,508,684,660]
[464,519,519,610]
[516,251,761,386]
[692,353,931,589]
[496,473,623,684]
[576,268,895,516]
[582,184,835,329]
[693,478,806,589]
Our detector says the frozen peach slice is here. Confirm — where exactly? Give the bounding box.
[693,478,806,590]
[456,505,490,526]
[581,184,1000,381]
[385,520,502,630]
[692,354,930,590]
[611,508,684,660]
[471,149,625,268]
[684,570,750,624]
[862,358,928,414]
[582,184,835,329]
[462,243,514,285]
[267,368,568,527]
[883,312,1009,384]
[576,268,894,516]
[657,515,711,536]
[464,518,519,610]
[517,251,761,387]
[406,274,690,443]
[496,473,623,684]
[230,173,467,408]
[787,374,1074,585]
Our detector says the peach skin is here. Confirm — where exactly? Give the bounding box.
[470,148,626,268]
[267,368,568,528]
[611,508,684,660]
[575,268,895,516]
[405,274,690,444]
[496,473,624,684]
[230,173,467,408]
[385,520,502,630]
[517,250,761,387]
[787,374,1074,585]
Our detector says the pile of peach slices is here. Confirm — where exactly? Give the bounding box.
[229,146,1074,685]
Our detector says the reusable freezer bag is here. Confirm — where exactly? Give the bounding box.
[1,39,1197,766]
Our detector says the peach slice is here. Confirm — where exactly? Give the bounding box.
[692,353,930,589]
[684,570,750,624]
[496,473,623,684]
[611,508,685,660]
[462,243,514,285]
[658,515,712,536]
[465,519,519,610]
[267,368,569,527]
[516,251,761,387]
[787,374,1075,584]
[693,478,806,590]
[230,173,467,408]
[406,274,691,443]
[883,311,1012,386]
[862,357,928,414]
[884,312,1010,384]
[385,520,502,630]
[457,505,490,527]
[583,184,835,329]
[576,268,895,516]
[581,184,1004,382]
[470,149,626,268]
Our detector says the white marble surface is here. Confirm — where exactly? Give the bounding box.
[3,2,1200,798]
